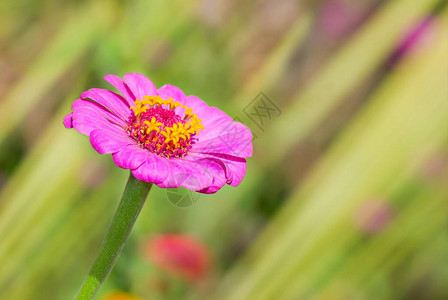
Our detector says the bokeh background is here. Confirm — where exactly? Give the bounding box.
[0,0,447,299]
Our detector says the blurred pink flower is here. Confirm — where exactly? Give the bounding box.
[389,16,437,64]
[64,73,252,194]
[144,234,212,282]
[354,199,394,234]
[100,291,141,300]
[418,152,448,182]
[317,0,362,39]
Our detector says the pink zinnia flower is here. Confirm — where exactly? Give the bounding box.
[144,234,211,282]
[64,73,252,193]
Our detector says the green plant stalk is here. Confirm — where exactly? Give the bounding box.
[74,172,153,300]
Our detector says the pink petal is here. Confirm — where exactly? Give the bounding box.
[195,159,227,194]
[181,95,238,143]
[226,159,246,187]
[72,109,121,136]
[157,159,214,191]
[189,153,246,188]
[81,88,131,121]
[192,121,253,158]
[63,113,73,128]
[132,154,170,184]
[71,99,126,136]
[123,73,157,100]
[183,95,232,126]
[213,154,247,186]
[156,159,189,188]
[104,74,136,106]
[112,144,149,169]
[157,84,187,102]
[89,127,133,154]
[179,155,228,194]
[72,98,126,126]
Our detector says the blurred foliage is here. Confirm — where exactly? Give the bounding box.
[0,0,447,299]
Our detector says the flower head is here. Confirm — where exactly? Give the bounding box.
[64,73,253,193]
[143,234,211,282]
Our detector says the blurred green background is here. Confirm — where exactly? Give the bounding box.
[0,0,447,299]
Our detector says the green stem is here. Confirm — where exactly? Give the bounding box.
[74,172,153,300]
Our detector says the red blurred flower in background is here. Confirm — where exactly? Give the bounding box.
[144,234,212,282]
